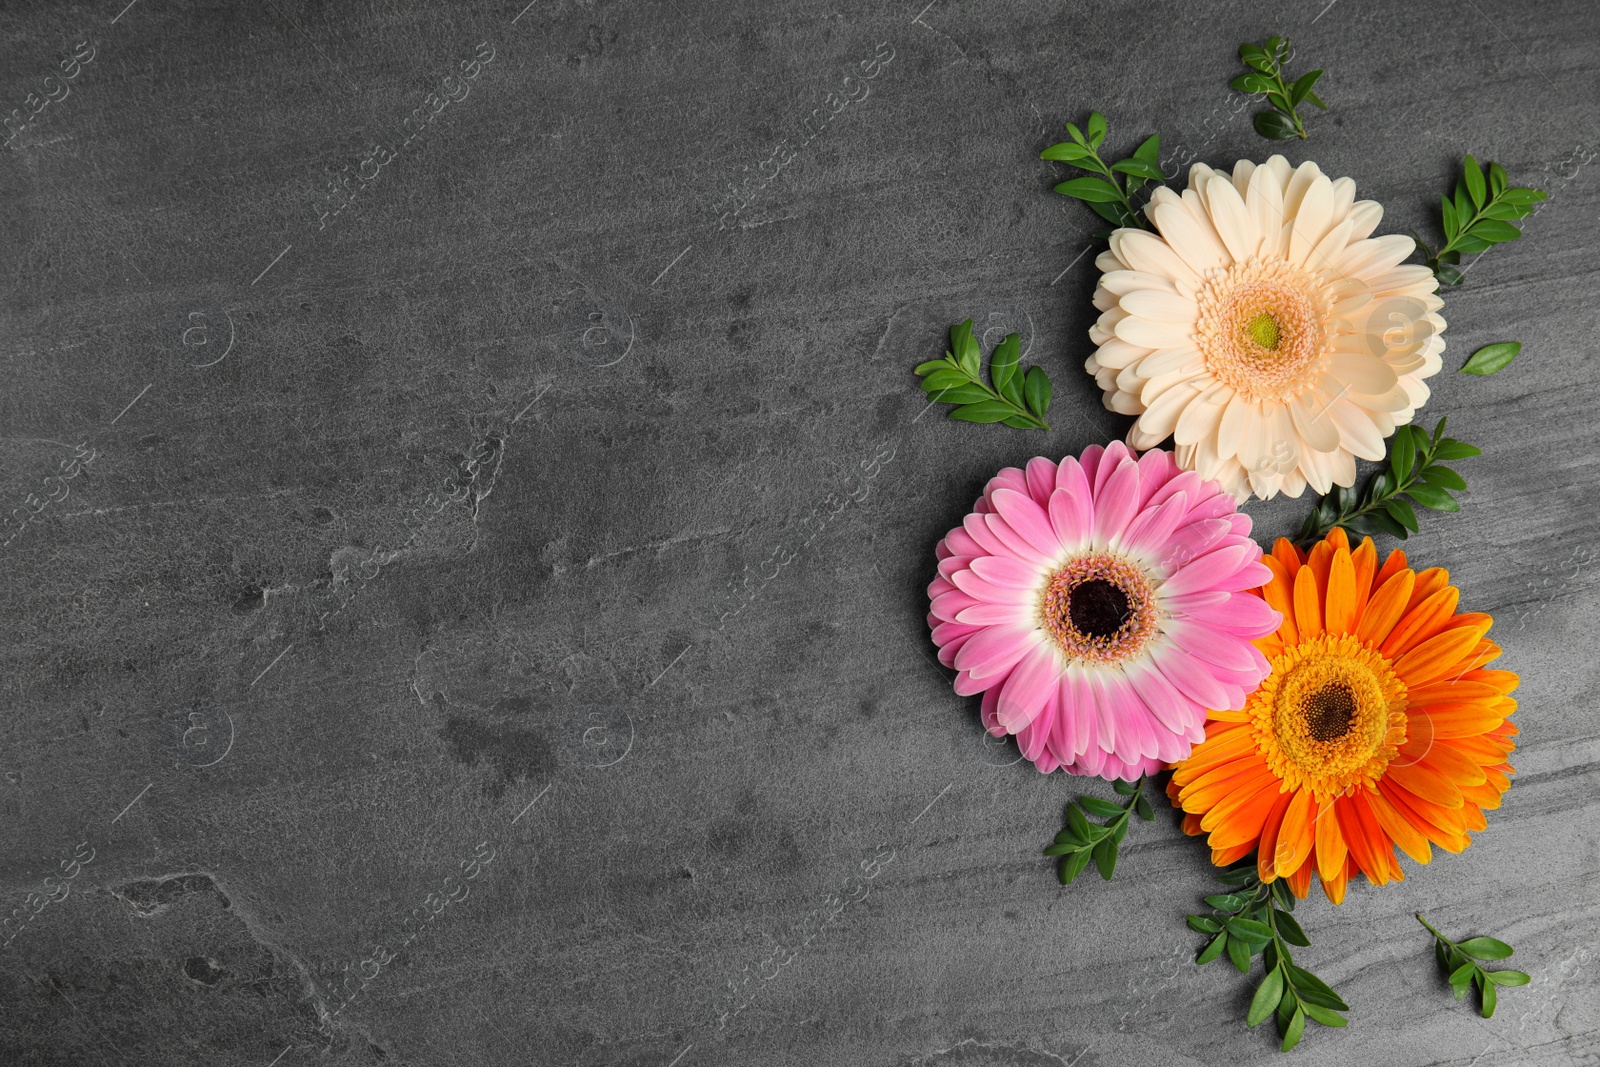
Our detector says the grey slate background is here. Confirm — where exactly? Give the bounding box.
[2,0,1598,1063]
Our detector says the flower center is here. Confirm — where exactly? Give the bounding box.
[1038,555,1159,665]
[1195,258,1335,402]
[1251,633,1408,799]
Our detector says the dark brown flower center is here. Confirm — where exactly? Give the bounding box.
[1067,578,1131,639]
[1301,682,1357,742]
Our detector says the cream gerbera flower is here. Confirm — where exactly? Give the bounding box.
[1087,156,1445,501]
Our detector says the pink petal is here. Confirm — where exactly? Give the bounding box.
[949,569,1032,605]
[930,589,982,622]
[968,554,1044,588]
[1171,591,1280,637]
[941,526,984,559]
[1163,618,1261,673]
[991,488,1063,559]
[1152,640,1231,710]
[1136,448,1177,507]
[1048,672,1078,766]
[1024,456,1059,507]
[982,513,1054,568]
[1124,657,1198,735]
[952,625,1040,679]
[956,600,1033,625]
[1160,543,1256,597]
[1117,491,1188,557]
[1078,444,1106,488]
[996,643,1062,732]
[1047,487,1093,551]
[1091,456,1143,546]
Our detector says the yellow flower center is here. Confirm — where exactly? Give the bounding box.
[1195,258,1335,402]
[1038,554,1160,665]
[1249,633,1408,799]
[1245,311,1281,349]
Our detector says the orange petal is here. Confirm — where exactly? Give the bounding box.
[1384,758,1464,809]
[1405,566,1449,612]
[1394,624,1491,687]
[1465,669,1519,695]
[1260,555,1300,645]
[1335,795,1384,885]
[1325,527,1351,553]
[1320,861,1348,904]
[1445,734,1515,765]
[1379,781,1471,852]
[1313,796,1347,883]
[1348,790,1399,883]
[1212,842,1254,866]
[1293,564,1324,640]
[1181,762,1281,812]
[1365,787,1432,864]
[1172,724,1258,784]
[1379,586,1462,659]
[1324,545,1358,636]
[1203,780,1285,846]
[1273,789,1315,877]
[1350,537,1378,616]
[1407,679,1508,706]
[1356,568,1415,647]
[1272,537,1304,578]
[1285,861,1313,899]
[1307,539,1334,599]
[1414,703,1509,739]
[1256,788,1295,882]
[1411,740,1489,787]
[1373,547,1410,590]
[1459,779,1506,810]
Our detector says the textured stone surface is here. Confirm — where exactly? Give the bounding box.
[2,0,1598,1064]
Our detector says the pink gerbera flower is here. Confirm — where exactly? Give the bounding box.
[927,442,1281,779]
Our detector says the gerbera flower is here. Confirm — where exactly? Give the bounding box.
[1087,156,1446,501]
[1168,528,1517,903]
[927,443,1279,780]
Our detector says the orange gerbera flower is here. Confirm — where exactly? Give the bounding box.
[1167,527,1517,903]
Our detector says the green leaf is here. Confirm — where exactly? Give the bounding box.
[1239,43,1271,64]
[1499,187,1547,204]
[1227,917,1274,945]
[1188,915,1223,934]
[1460,341,1521,375]
[1280,1005,1306,1052]
[948,401,1015,424]
[1385,497,1420,533]
[1436,264,1464,286]
[1305,90,1327,109]
[1489,161,1508,196]
[1458,937,1514,961]
[1227,931,1252,973]
[1486,969,1531,986]
[924,384,994,405]
[1421,465,1467,491]
[1432,440,1481,460]
[1232,72,1275,94]
[990,333,1022,403]
[1276,911,1311,948]
[1064,122,1086,146]
[1468,218,1523,243]
[1023,366,1052,419]
[1450,961,1477,988]
[1440,195,1459,240]
[1463,155,1487,208]
[1092,837,1117,880]
[1135,794,1154,821]
[1042,842,1080,856]
[1289,69,1323,106]
[1198,932,1228,965]
[1041,141,1094,163]
[1086,111,1106,149]
[1248,966,1284,1027]
[920,368,971,391]
[1111,157,1164,182]
[1066,803,1091,840]
[1218,866,1256,886]
[1205,893,1248,913]
[913,359,951,376]
[1301,1003,1348,1027]
[1481,975,1498,1018]
[1060,847,1092,885]
[1053,176,1123,203]
[1254,111,1298,139]
[1286,965,1348,1010]
[1080,796,1124,818]
[950,319,979,367]
[1389,426,1416,481]
[1405,484,1460,512]
[1133,133,1160,165]
[1112,777,1139,796]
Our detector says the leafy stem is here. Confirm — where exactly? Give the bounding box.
[1234,37,1325,141]
[1417,913,1530,1018]
[1414,155,1547,285]
[1041,111,1162,231]
[1298,417,1480,544]
[1188,866,1350,1051]
[1043,775,1154,884]
[914,319,1052,430]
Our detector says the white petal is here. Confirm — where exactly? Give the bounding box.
[1150,200,1229,276]
[1203,174,1258,264]
[1288,174,1336,267]
[1119,289,1197,322]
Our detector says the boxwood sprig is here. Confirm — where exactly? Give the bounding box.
[1299,417,1480,543]
[1043,775,1154,884]
[1234,37,1326,140]
[1041,111,1162,231]
[1415,155,1547,285]
[1417,913,1530,1018]
[915,319,1052,431]
[1188,865,1350,1051]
